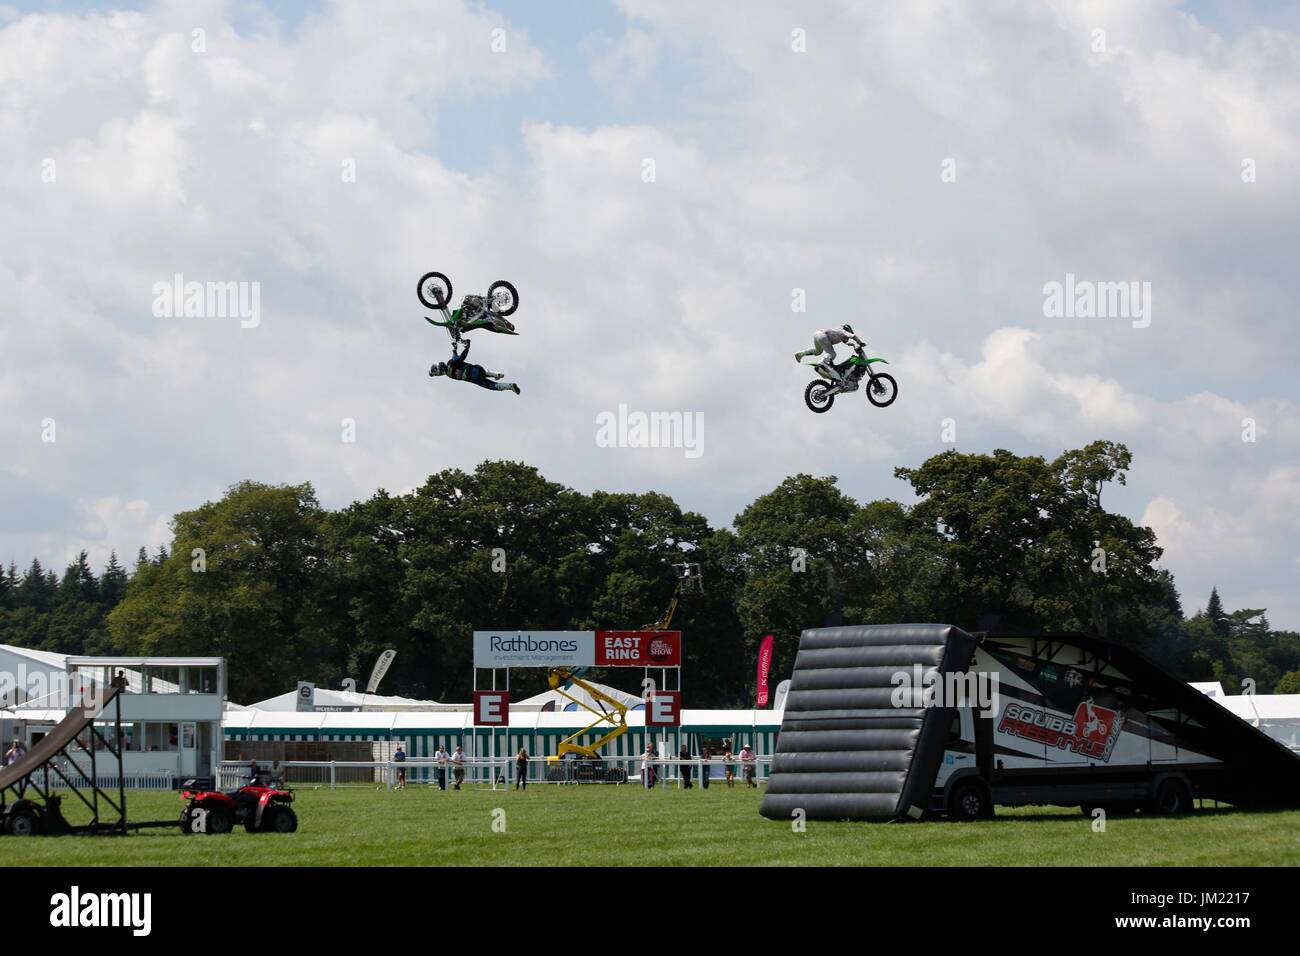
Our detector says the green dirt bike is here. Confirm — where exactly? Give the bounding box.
[418,271,519,344]
[802,343,897,413]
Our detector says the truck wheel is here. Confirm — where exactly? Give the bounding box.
[947,780,993,821]
[5,808,41,836]
[1149,778,1193,816]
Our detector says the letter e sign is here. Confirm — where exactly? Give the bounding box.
[645,691,681,727]
[474,691,510,726]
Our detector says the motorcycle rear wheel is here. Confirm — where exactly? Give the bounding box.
[805,380,835,413]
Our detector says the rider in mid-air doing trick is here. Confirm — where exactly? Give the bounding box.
[794,324,864,384]
[419,271,522,396]
[429,339,520,394]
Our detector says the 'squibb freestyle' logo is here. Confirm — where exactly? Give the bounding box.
[998,698,1125,762]
[49,886,151,936]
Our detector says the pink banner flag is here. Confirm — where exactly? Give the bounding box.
[756,635,775,707]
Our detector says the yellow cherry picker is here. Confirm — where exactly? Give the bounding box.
[545,563,700,778]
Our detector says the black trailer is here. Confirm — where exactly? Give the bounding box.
[760,624,1300,822]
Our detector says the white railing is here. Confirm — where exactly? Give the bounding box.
[45,769,177,791]
[219,756,771,790]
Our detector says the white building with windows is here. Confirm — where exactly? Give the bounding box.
[0,644,225,783]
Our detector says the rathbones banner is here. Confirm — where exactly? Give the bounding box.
[473,631,681,668]
[473,631,592,668]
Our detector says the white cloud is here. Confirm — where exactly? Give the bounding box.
[0,0,1297,630]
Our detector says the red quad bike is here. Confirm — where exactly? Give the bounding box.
[179,778,298,835]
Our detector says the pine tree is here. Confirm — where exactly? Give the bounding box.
[101,551,128,607]
[136,547,150,572]
[16,558,57,611]
[59,550,99,604]
[1205,587,1229,639]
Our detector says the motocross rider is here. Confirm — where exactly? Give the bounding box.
[794,324,864,384]
[429,339,521,395]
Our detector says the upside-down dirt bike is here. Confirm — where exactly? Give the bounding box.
[418,271,519,343]
[802,342,897,413]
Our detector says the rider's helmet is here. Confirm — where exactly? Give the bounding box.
[842,324,855,335]
[433,362,448,377]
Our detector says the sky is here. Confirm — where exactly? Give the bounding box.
[0,0,1297,628]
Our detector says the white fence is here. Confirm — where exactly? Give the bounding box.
[219,756,771,791]
[45,768,177,791]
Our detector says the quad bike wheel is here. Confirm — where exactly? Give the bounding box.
[866,373,898,407]
[261,805,299,833]
[487,280,519,316]
[417,271,453,310]
[805,380,835,413]
[184,806,235,835]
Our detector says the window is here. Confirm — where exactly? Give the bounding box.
[144,723,179,752]
[183,667,218,695]
[145,667,180,694]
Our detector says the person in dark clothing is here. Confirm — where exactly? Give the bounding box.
[429,340,520,394]
[679,745,693,789]
[701,747,711,789]
[515,747,529,790]
[393,745,407,790]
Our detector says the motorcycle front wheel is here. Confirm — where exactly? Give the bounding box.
[866,373,898,407]
[417,271,453,310]
[805,380,835,413]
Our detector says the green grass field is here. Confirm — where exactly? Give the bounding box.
[7,784,1300,866]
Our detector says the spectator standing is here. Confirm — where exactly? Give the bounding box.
[679,744,693,789]
[740,744,758,788]
[701,747,711,789]
[723,745,735,789]
[5,739,26,766]
[434,745,450,790]
[452,745,466,790]
[515,747,529,790]
[393,745,407,790]
[642,743,656,789]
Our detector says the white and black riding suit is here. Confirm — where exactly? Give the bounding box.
[796,328,862,382]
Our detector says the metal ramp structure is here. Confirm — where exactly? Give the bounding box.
[0,688,128,836]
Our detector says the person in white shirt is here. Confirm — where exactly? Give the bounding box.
[434,746,450,791]
[794,324,864,383]
[739,745,758,788]
[451,745,466,790]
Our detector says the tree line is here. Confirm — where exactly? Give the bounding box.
[3,440,1297,704]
